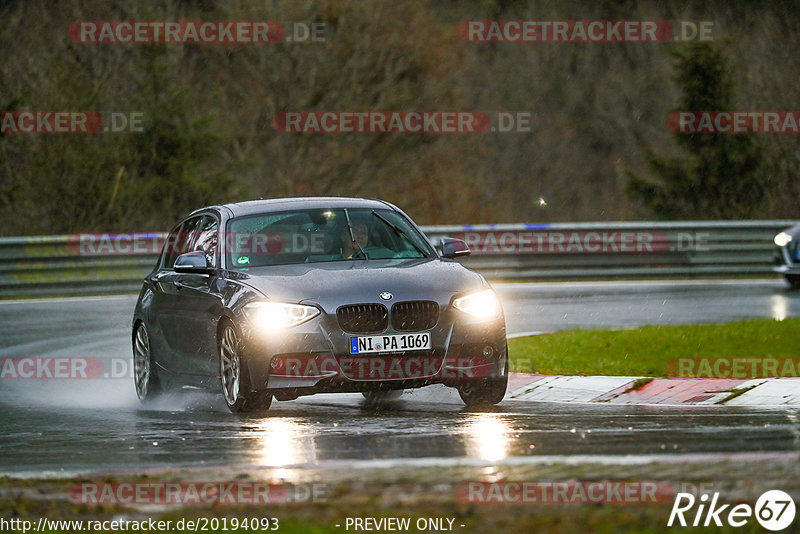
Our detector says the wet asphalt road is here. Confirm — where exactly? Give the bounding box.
[1,279,799,477]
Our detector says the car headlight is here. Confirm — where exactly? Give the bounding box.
[244,301,320,330]
[775,232,792,247]
[452,289,501,320]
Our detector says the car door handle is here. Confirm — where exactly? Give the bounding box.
[174,280,185,290]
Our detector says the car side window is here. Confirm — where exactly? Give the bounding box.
[162,217,201,269]
[162,222,186,269]
[190,215,218,268]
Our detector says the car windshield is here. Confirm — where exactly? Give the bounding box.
[225,208,433,268]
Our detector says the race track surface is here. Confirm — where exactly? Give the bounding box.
[1,279,799,477]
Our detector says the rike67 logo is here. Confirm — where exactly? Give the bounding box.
[668,490,795,531]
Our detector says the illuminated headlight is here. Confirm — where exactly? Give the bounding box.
[774,232,792,247]
[244,302,319,330]
[453,289,501,320]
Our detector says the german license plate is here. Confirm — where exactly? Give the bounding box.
[350,332,431,354]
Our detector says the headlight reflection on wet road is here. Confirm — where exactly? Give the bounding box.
[247,418,316,468]
[771,294,788,321]
[463,413,512,462]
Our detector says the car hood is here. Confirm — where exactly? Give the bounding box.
[233,257,486,307]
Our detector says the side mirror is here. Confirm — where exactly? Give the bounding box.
[174,251,212,273]
[441,237,471,259]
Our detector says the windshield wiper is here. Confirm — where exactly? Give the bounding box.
[344,208,368,260]
[371,210,428,257]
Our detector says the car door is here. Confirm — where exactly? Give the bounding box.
[161,214,224,377]
[148,218,196,375]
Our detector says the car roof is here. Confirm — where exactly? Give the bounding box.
[192,197,396,219]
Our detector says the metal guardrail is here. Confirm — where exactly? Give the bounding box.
[424,220,795,281]
[0,221,794,298]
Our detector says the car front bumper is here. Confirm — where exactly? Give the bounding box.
[773,244,800,275]
[238,306,507,397]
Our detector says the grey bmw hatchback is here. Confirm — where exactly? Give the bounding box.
[132,197,508,413]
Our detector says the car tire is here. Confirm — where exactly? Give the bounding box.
[457,343,509,407]
[132,322,163,404]
[786,275,800,290]
[219,321,272,414]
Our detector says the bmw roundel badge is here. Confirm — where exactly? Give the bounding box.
[379,292,393,301]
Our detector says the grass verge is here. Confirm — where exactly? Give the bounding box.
[508,318,800,377]
[2,462,796,534]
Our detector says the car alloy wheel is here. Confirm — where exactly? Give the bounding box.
[133,322,161,403]
[219,321,272,414]
[219,323,242,407]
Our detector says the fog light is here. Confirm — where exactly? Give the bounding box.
[482,345,494,358]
